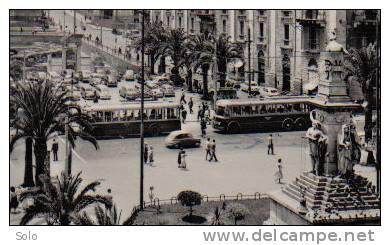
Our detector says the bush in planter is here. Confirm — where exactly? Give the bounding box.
[226,203,249,225]
[177,190,202,216]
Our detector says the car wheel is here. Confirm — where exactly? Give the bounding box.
[294,118,307,130]
[282,118,294,131]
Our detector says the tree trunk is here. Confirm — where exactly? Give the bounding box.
[23,137,35,187]
[187,70,193,92]
[202,65,209,100]
[150,55,155,75]
[34,138,47,187]
[364,86,374,142]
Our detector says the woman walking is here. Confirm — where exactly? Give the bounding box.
[274,158,283,184]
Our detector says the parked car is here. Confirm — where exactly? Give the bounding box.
[80,70,92,83]
[119,83,139,100]
[90,75,104,87]
[79,84,96,100]
[241,81,260,95]
[259,86,280,98]
[105,75,118,87]
[145,80,160,89]
[95,85,111,100]
[165,130,201,149]
[150,88,164,98]
[161,84,175,97]
[123,69,135,81]
[154,76,173,86]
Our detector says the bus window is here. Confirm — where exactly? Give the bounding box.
[224,107,230,117]
[251,106,258,115]
[157,109,163,119]
[260,105,267,114]
[216,106,225,116]
[105,111,112,122]
[233,106,241,116]
[150,109,156,120]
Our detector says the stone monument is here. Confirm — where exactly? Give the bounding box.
[266,30,380,225]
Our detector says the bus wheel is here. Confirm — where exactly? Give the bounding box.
[294,118,306,130]
[227,122,240,134]
[150,126,160,136]
[282,118,294,131]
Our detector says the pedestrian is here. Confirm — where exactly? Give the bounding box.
[209,139,218,162]
[178,148,184,168]
[188,98,194,114]
[205,138,211,160]
[180,89,186,104]
[10,186,19,214]
[51,139,59,161]
[118,47,122,55]
[197,105,202,121]
[144,143,149,164]
[148,145,154,164]
[201,118,207,138]
[267,134,274,155]
[180,150,187,169]
[181,108,187,124]
[274,158,283,184]
[93,90,98,103]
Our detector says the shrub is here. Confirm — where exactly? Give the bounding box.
[177,190,202,216]
[226,203,249,225]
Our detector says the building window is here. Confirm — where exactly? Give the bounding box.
[305,10,318,19]
[259,22,264,37]
[222,19,227,33]
[167,16,170,27]
[283,11,290,17]
[258,10,265,16]
[239,10,246,15]
[309,27,318,50]
[190,10,195,13]
[179,17,182,27]
[284,24,289,43]
[239,21,244,36]
[222,10,227,14]
[155,15,158,22]
[191,17,194,31]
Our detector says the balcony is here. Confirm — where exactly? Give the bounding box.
[303,40,320,53]
[353,11,378,27]
[296,11,326,27]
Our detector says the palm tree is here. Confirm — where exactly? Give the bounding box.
[344,43,379,142]
[10,81,98,186]
[189,33,215,100]
[180,46,195,92]
[215,34,242,87]
[19,172,112,225]
[74,204,136,225]
[159,28,187,85]
[135,20,167,75]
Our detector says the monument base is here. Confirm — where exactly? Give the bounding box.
[266,172,380,225]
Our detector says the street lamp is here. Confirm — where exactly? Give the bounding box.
[139,9,145,210]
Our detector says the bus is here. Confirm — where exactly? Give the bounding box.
[83,101,181,138]
[212,96,314,133]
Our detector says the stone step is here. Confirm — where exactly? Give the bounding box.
[296,178,326,192]
[283,186,323,206]
[302,172,328,182]
[289,183,324,200]
[300,174,327,187]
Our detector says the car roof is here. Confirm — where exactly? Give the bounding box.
[168,130,192,137]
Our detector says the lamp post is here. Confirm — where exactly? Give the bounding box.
[246,27,252,97]
[139,9,145,210]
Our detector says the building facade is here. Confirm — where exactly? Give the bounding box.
[152,10,379,94]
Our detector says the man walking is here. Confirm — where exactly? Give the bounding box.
[188,98,194,114]
[181,108,187,124]
[201,118,207,138]
[209,139,218,162]
[180,89,186,104]
[267,134,274,155]
[52,139,59,161]
[144,143,149,164]
[197,105,203,121]
[205,138,211,161]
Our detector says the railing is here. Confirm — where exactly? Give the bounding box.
[132,192,268,212]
